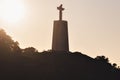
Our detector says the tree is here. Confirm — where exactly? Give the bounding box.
[95,56,109,63]
[0,29,21,54]
[113,63,117,68]
[22,47,38,55]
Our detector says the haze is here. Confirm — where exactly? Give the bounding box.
[0,0,120,66]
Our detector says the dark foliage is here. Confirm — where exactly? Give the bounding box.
[0,29,120,80]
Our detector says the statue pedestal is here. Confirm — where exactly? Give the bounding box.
[52,20,69,52]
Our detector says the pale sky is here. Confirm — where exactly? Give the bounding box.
[0,0,120,66]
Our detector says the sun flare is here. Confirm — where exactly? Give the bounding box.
[0,0,25,23]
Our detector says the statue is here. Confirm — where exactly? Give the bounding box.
[52,4,69,52]
[57,4,65,21]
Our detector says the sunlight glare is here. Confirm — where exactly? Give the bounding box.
[0,0,25,23]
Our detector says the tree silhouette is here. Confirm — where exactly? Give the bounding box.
[113,63,117,68]
[22,47,38,55]
[0,29,21,54]
[95,55,109,63]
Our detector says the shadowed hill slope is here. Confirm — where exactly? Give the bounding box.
[0,51,119,80]
[0,29,119,80]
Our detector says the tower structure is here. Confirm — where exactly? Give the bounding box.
[52,4,69,52]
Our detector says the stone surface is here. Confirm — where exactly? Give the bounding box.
[52,20,69,51]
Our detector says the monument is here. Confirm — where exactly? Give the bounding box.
[52,4,69,52]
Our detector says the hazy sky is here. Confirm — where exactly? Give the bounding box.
[0,0,120,66]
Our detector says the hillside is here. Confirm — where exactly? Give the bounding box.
[0,29,119,80]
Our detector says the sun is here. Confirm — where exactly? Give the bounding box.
[0,0,25,23]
